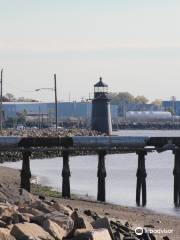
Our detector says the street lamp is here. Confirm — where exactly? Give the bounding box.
[35,74,58,130]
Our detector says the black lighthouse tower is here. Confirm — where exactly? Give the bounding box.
[91,77,112,135]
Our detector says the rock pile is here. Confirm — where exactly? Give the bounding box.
[0,194,167,240]
[1,128,101,138]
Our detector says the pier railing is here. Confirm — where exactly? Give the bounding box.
[1,136,180,207]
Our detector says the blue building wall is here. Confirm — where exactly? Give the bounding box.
[162,101,180,115]
[2,102,118,119]
[46,102,92,119]
[3,103,48,118]
[5,101,179,120]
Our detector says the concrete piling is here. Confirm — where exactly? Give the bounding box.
[62,150,71,198]
[173,149,180,206]
[97,150,107,202]
[20,151,31,192]
[136,151,147,206]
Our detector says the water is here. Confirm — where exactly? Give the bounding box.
[2,130,180,217]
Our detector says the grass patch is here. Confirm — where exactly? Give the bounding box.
[31,184,62,198]
[31,184,78,199]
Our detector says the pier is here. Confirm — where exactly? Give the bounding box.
[0,135,180,207]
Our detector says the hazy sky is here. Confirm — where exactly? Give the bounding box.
[0,0,179,102]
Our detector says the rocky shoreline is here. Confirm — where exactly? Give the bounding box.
[0,166,179,239]
[0,128,100,138]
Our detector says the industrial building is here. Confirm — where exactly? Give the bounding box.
[162,101,180,115]
[2,100,180,126]
[2,102,118,121]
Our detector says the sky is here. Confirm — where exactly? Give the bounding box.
[0,0,179,102]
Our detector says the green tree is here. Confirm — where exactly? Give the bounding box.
[17,110,27,124]
[5,93,15,102]
[166,107,175,115]
[17,97,38,102]
[152,99,162,106]
[135,95,149,104]
[110,92,135,104]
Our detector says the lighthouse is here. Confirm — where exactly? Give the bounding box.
[91,77,112,135]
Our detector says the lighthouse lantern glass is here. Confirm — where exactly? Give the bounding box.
[94,86,108,93]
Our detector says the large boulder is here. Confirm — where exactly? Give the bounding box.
[11,222,55,240]
[18,189,38,204]
[31,211,74,237]
[92,229,112,240]
[74,228,112,240]
[53,202,73,216]
[71,210,93,230]
[31,200,55,213]
[18,206,44,216]
[1,211,32,225]
[0,219,7,227]
[91,217,114,239]
[0,203,17,218]
[43,219,66,240]
[0,228,16,240]
[19,212,34,223]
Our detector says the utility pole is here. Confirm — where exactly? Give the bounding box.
[0,69,3,132]
[54,74,58,130]
[68,92,71,102]
[35,74,58,130]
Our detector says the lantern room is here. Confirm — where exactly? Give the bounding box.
[94,77,108,98]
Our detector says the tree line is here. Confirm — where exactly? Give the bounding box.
[110,92,162,106]
[2,92,163,106]
[2,93,38,102]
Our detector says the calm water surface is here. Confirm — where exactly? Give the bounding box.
[2,130,180,217]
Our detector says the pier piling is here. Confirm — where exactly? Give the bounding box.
[62,150,71,198]
[20,151,31,192]
[173,149,180,206]
[97,150,107,202]
[136,151,147,206]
